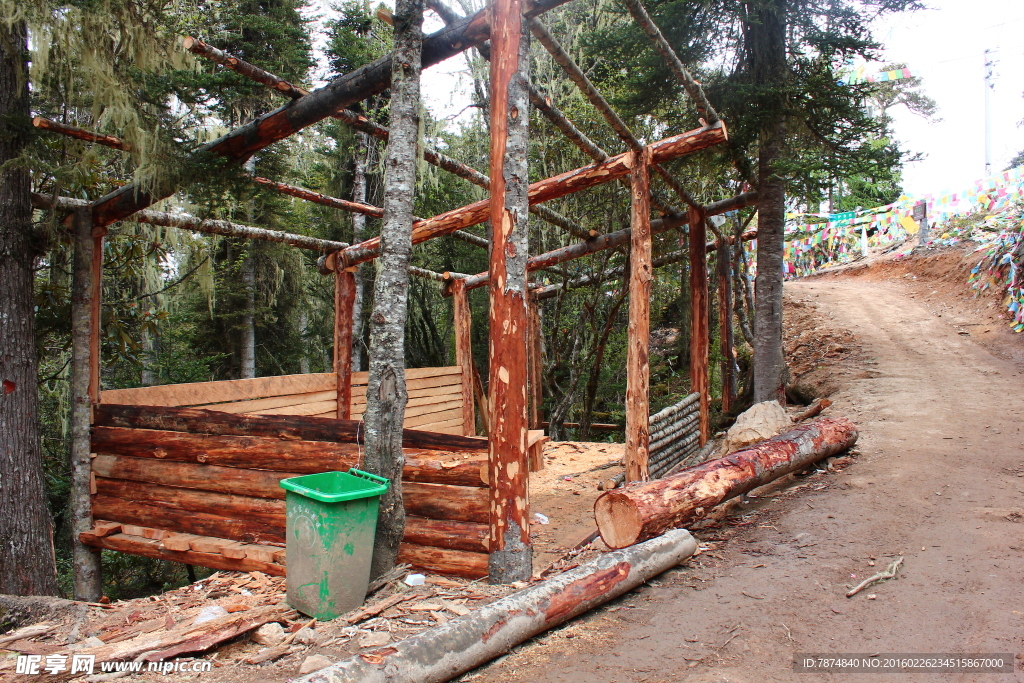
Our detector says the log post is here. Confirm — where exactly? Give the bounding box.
[595,417,858,548]
[70,207,103,600]
[527,298,543,430]
[688,205,709,446]
[624,148,652,483]
[716,222,735,415]
[450,278,477,436]
[334,266,356,420]
[486,0,532,584]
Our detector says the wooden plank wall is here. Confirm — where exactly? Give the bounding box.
[82,404,491,579]
[100,367,467,434]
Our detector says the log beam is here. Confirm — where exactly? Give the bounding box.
[183,36,308,99]
[341,122,728,267]
[32,193,348,253]
[455,191,756,294]
[624,149,652,483]
[87,0,575,230]
[688,206,710,445]
[253,176,384,218]
[32,116,130,151]
[595,418,859,548]
[716,225,735,414]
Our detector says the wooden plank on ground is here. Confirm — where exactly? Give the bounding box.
[100,373,335,408]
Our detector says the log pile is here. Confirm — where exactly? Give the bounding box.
[85,404,493,578]
[594,417,859,549]
[646,392,701,480]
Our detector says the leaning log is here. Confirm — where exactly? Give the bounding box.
[594,417,858,549]
[32,116,131,151]
[301,529,697,683]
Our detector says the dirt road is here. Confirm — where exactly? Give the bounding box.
[473,276,1024,683]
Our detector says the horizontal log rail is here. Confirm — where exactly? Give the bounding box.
[451,192,756,294]
[85,0,575,230]
[251,176,384,218]
[32,193,349,253]
[183,36,308,99]
[341,122,729,267]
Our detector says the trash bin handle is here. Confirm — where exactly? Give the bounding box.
[348,468,390,487]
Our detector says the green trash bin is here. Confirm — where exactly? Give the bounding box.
[279,468,390,620]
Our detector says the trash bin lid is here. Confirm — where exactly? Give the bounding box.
[280,468,389,503]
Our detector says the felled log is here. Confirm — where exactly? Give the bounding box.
[594,418,858,548]
[93,403,488,452]
[301,529,697,683]
[793,398,832,422]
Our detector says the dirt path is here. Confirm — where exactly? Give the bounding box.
[472,276,1024,683]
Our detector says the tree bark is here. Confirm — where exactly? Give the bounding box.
[334,269,356,419]
[351,132,370,373]
[240,247,257,379]
[486,4,532,584]
[716,225,735,414]
[70,208,104,599]
[0,21,59,597]
[750,0,788,404]
[362,0,423,580]
[595,417,858,548]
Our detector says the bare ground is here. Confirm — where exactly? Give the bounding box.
[470,265,1024,683]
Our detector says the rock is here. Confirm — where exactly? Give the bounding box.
[721,401,791,455]
[358,630,391,648]
[299,654,333,674]
[251,622,285,646]
[293,626,324,646]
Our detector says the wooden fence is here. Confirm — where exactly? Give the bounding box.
[647,393,701,479]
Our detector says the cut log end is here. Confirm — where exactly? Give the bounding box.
[593,493,643,550]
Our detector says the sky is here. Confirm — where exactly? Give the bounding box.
[877,0,1024,197]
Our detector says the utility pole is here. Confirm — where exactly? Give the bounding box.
[984,48,994,177]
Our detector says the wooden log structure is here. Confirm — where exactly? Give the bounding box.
[624,148,652,483]
[183,36,308,99]
[688,205,710,446]
[32,116,131,151]
[716,228,735,414]
[252,176,384,218]
[594,417,859,549]
[86,403,495,577]
[83,0,577,230]
[647,392,699,430]
[297,529,698,683]
[339,121,728,267]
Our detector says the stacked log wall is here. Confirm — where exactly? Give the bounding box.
[82,404,492,578]
[647,392,701,479]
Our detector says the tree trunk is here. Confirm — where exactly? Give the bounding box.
[70,209,104,600]
[362,0,423,580]
[688,206,710,445]
[749,0,788,404]
[351,131,370,372]
[486,6,532,584]
[240,248,257,379]
[0,20,60,597]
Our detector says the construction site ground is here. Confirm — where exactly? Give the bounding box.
[472,243,1024,683]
